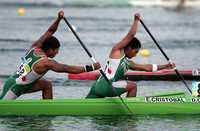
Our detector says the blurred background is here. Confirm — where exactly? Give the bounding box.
[0,0,200,130]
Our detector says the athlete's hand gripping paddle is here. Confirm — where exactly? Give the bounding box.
[140,19,192,94]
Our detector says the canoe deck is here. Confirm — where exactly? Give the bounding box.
[0,92,200,116]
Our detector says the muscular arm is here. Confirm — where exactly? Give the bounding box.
[111,13,140,57]
[31,11,64,48]
[129,61,174,72]
[47,60,85,74]
[45,59,101,74]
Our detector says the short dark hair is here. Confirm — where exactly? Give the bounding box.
[41,36,60,52]
[125,37,141,49]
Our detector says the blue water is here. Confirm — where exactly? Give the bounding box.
[0,0,200,130]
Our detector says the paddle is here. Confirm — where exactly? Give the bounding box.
[140,19,192,94]
[63,17,133,114]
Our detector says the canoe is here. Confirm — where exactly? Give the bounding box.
[67,70,200,81]
[0,92,200,116]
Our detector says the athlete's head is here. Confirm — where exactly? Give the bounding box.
[41,36,60,58]
[124,37,141,59]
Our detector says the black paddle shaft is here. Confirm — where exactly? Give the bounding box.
[63,18,110,81]
[63,17,133,114]
[140,19,192,94]
[63,18,92,58]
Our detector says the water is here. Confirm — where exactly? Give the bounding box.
[0,0,200,130]
[1,115,200,131]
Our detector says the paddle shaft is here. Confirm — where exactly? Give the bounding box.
[63,17,133,114]
[63,18,109,81]
[140,19,192,94]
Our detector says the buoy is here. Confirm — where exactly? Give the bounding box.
[139,49,151,57]
[18,8,25,16]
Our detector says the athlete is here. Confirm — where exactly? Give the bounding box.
[0,11,100,100]
[86,13,175,98]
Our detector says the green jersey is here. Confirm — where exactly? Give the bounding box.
[0,47,46,98]
[14,47,46,84]
[86,56,130,98]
